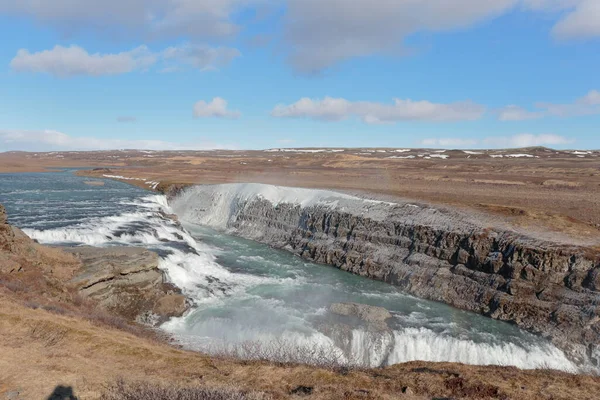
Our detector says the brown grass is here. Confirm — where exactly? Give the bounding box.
[101,380,271,400]
[2,295,600,400]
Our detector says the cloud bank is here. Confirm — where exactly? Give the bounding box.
[0,129,231,151]
[272,97,485,124]
[1,1,598,72]
[11,44,241,77]
[421,133,573,149]
[498,90,600,120]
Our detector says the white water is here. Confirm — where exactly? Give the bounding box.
[0,173,583,373]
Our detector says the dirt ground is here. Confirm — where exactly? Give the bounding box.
[2,147,600,245]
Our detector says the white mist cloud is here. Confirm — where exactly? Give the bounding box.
[162,44,241,72]
[283,0,519,72]
[497,105,544,121]
[0,129,232,151]
[10,44,241,77]
[498,90,600,120]
[1,1,598,73]
[550,0,600,39]
[10,45,157,77]
[272,97,485,124]
[0,0,265,40]
[420,133,573,149]
[193,98,241,119]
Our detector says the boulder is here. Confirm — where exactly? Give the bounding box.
[329,302,392,325]
[315,303,395,367]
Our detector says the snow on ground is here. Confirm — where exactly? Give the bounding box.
[490,154,537,158]
[103,174,146,181]
[265,148,344,153]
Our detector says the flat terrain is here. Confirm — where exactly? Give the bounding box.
[2,147,600,245]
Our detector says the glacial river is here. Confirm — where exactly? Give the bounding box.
[0,170,579,371]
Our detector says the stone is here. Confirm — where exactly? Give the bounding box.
[65,246,188,323]
[153,294,188,318]
[329,302,392,324]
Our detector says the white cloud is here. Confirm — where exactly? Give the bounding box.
[497,105,544,121]
[10,45,156,77]
[162,44,241,71]
[0,129,233,151]
[498,90,600,120]
[193,97,241,119]
[283,0,519,72]
[550,0,600,39]
[580,89,600,105]
[420,133,573,149]
[281,0,600,71]
[1,1,599,73]
[10,44,240,77]
[272,97,485,123]
[0,0,264,40]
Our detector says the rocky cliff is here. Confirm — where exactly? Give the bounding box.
[171,183,600,369]
[64,246,188,324]
[1,203,188,325]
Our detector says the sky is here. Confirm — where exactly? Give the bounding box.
[0,0,599,151]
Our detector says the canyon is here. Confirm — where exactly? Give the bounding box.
[171,183,600,369]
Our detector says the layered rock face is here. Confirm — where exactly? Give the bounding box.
[171,184,600,368]
[65,246,188,324]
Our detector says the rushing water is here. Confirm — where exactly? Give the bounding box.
[0,170,580,371]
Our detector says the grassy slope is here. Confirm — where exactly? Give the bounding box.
[3,295,600,400]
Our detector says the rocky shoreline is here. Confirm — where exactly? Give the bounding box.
[170,184,600,369]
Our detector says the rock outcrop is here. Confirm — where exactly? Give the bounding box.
[329,302,392,328]
[172,184,600,368]
[1,204,46,274]
[1,202,188,328]
[64,246,188,324]
[0,204,15,252]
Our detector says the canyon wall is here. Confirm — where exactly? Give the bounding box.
[171,183,600,368]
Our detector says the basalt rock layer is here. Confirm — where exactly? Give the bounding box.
[64,246,188,324]
[171,183,600,369]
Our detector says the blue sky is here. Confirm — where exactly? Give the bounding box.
[0,0,599,151]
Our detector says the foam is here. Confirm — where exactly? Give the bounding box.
[387,328,577,371]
